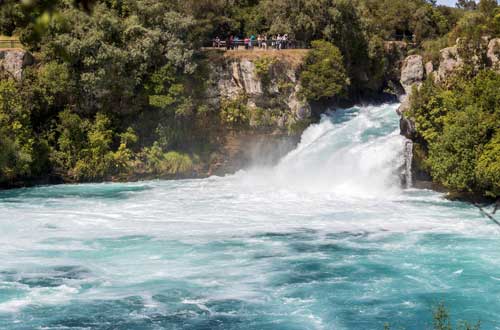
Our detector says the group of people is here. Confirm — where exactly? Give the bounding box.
[212,34,291,50]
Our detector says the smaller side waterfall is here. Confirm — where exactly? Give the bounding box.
[403,139,413,188]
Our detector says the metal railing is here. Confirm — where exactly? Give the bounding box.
[0,39,23,49]
[206,39,308,50]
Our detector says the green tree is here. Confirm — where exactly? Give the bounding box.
[0,78,35,183]
[299,40,349,101]
[479,0,498,15]
[53,109,89,173]
[72,112,115,181]
[427,105,488,191]
[476,132,500,197]
[408,70,500,197]
[456,0,477,10]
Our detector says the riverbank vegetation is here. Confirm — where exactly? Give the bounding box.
[410,70,500,199]
[407,1,500,199]
[0,0,494,187]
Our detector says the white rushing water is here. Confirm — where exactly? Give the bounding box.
[0,104,499,330]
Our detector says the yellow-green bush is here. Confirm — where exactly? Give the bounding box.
[220,96,250,127]
[0,78,35,183]
[140,142,193,175]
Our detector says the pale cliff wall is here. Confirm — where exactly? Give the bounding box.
[0,49,33,80]
[201,50,311,175]
[205,50,312,128]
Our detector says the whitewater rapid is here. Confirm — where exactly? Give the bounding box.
[1,104,499,330]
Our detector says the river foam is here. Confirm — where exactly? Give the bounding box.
[1,104,499,329]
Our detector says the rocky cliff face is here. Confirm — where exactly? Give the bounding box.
[206,51,312,128]
[400,55,425,94]
[487,38,500,70]
[0,49,33,80]
[202,50,311,175]
[397,37,500,185]
[398,37,500,126]
[397,54,424,132]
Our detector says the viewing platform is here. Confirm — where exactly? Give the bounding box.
[0,37,23,50]
[201,48,309,67]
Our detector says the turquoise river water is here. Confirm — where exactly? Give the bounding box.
[1,104,499,330]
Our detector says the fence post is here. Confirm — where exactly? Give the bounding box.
[11,40,14,48]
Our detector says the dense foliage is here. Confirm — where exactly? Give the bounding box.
[409,70,500,198]
[299,40,349,101]
[0,0,212,185]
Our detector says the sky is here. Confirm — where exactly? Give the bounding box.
[437,0,500,6]
[437,0,457,6]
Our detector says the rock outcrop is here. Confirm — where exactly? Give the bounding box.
[397,55,425,116]
[487,38,500,71]
[0,49,33,80]
[383,41,409,86]
[400,55,424,94]
[217,59,263,98]
[202,50,312,175]
[207,51,312,128]
[399,115,417,139]
[399,37,500,118]
[437,46,463,83]
[425,61,434,76]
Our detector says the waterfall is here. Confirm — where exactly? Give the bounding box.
[244,103,407,197]
[404,139,413,188]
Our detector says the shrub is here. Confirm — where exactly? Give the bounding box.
[220,95,250,126]
[0,78,35,183]
[299,40,349,101]
[253,56,277,89]
[71,113,116,181]
[53,109,89,172]
[140,142,193,175]
[475,132,500,197]
[422,36,452,65]
[53,111,138,182]
[162,151,193,174]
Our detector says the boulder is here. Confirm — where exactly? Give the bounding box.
[437,46,463,83]
[487,38,500,71]
[400,116,416,140]
[0,49,33,80]
[400,55,424,94]
[425,61,434,76]
[397,94,411,115]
